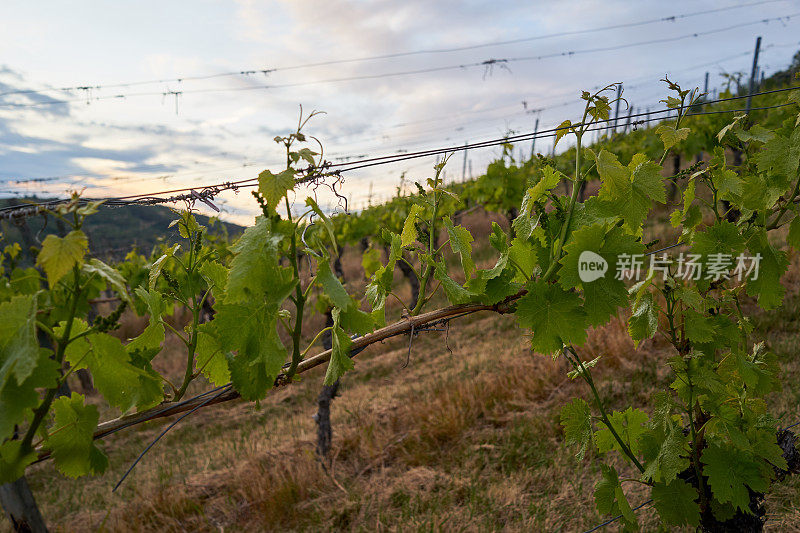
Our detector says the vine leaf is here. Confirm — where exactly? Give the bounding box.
[318,260,375,335]
[148,243,180,290]
[434,260,478,304]
[594,464,637,528]
[0,441,37,484]
[560,398,593,460]
[627,288,659,345]
[655,124,690,152]
[594,407,648,457]
[554,120,573,148]
[640,425,689,484]
[651,479,700,527]
[257,168,295,211]
[195,325,230,387]
[514,280,587,355]
[745,229,788,310]
[225,216,284,303]
[36,230,88,287]
[200,260,228,293]
[701,443,768,512]
[683,309,716,343]
[323,308,355,385]
[443,217,475,280]
[0,294,40,386]
[59,321,164,412]
[400,204,424,248]
[596,149,632,203]
[0,351,59,443]
[217,302,288,401]
[46,393,108,478]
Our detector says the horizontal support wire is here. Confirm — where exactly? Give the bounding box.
[3,85,799,221]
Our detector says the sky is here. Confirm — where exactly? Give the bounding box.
[1,0,799,224]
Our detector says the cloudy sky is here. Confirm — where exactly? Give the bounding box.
[1,0,798,223]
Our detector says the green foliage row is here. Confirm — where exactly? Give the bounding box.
[1,78,799,529]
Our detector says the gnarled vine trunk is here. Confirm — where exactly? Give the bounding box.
[314,310,338,462]
[396,258,420,308]
[0,477,48,533]
[695,429,800,532]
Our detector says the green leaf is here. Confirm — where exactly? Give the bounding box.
[0,441,37,484]
[641,426,689,484]
[323,309,355,385]
[514,280,587,355]
[36,230,88,287]
[558,223,607,290]
[47,393,107,478]
[339,306,375,336]
[508,238,538,282]
[745,229,788,310]
[148,244,179,290]
[434,261,478,305]
[594,464,637,528]
[225,216,285,303]
[317,260,351,310]
[554,120,572,148]
[443,217,475,280]
[561,398,593,460]
[82,258,130,303]
[628,291,659,345]
[0,351,59,442]
[195,325,230,387]
[655,124,690,152]
[754,127,800,180]
[595,407,648,457]
[361,247,382,278]
[596,149,632,202]
[60,321,163,412]
[400,204,424,248]
[702,443,769,512]
[711,167,743,200]
[651,479,700,527]
[691,220,745,259]
[529,166,563,204]
[512,167,562,241]
[684,309,716,343]
[214,267,297,400]
[200,260,228,293]
[627,154,667,232]
[0,295,39,386]
[674,285,703,310]
[670,178,697,229]
[257,168,295,210]
[559,224,643,326]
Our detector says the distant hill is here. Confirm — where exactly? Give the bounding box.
[0,198,243,263]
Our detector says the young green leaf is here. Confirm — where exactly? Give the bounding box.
[561,398,593,460]
[257,168,295,210]
[651,479,700,527]
[47,393,108,478]
[594,464,638,528]
[36,230,88,287]
[323,309,355,385]
[514,280,587,355]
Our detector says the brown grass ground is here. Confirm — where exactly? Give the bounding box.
[10,207,800,533]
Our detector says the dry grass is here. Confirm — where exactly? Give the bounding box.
[9,209,800,533]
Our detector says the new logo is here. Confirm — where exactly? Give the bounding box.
[578,251,607,283]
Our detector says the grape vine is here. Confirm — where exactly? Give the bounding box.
[1,79,799,531]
